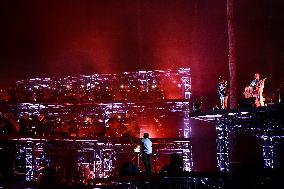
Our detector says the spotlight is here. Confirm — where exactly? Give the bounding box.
[134,145,140,153]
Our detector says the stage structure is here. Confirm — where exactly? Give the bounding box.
[191,104,284,172]
[2,137,193,182]
[0,68,194,182]
[14,68,191,102]
[7,100,193,181]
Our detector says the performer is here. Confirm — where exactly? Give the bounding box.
[141,133,152,174]
[218,76,229,109]
[249,73,266,107]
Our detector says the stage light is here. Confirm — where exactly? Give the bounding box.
[134,145,140,153]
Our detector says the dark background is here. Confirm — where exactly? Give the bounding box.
[0,0,283,172]
[1,0,283,107]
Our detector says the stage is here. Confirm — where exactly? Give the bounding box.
[190,103,284,172]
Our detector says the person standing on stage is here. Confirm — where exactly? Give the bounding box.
[141,133,152,174]
[218,76,229,109]
[249,73,266,107]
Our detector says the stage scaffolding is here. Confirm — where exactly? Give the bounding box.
[192,104,284,172]
[0,137,193,182]
[0,68,195,183]
[3,100,194,182]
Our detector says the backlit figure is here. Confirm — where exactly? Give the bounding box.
[249,73,266,107]
[218,76,229,109]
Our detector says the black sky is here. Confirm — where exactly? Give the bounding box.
[0,0,284,107]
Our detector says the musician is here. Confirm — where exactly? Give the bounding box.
[249,73,266,107]
[218,76,229,109]
[141,133,152,174]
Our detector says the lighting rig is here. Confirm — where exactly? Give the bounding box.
[193,105,284,171]
[1,68,194,182]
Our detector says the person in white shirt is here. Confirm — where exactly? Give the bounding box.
[141,133,152,174]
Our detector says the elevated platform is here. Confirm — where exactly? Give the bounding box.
[191,104,284,122]
[190,104,284,171]
[191,104,284,135]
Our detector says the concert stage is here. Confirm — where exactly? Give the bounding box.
[1,68,283,188]
[0,136,192,182]
[1,133,283,189]
[190,104,284,172]
[0,68,193,181]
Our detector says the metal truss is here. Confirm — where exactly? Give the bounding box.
[94,149,103,178]
[101,142,117,178]
[261,135,275,169]
[183,110,191,139]
[181,142,193,172]
[14,140,47,182]
[182,110,193,171]
[25,141,33,181]
[216,118,230,172]
[195,105,284,172]
[178,68,191,99]
[33,142,46,181]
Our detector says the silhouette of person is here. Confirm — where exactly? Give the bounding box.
[218,76,229,109]
[249,73,266,107]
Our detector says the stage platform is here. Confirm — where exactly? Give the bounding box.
[0,136,193,183]
[190,103,284,122]
[190,103,284,172]
[1,170,284,189]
